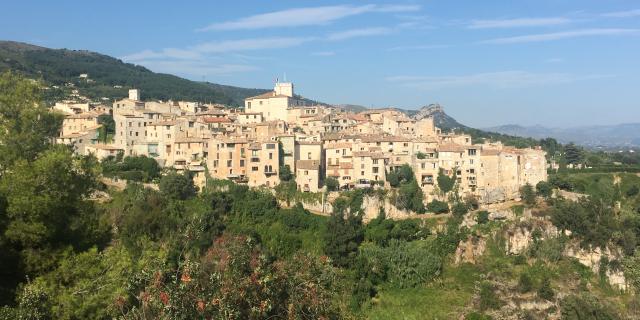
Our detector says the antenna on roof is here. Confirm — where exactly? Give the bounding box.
[283,72,287,82]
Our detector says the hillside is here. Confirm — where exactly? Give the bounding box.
[0,41,269,106]
[485,123,640,149]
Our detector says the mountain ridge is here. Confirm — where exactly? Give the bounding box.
[0,40,269,106]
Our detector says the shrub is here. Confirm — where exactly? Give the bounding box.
[518,273,533,293]
[478,282,502,311]
[465,312,493,320]
[536,181,553,199]
[537,277,555,301]
[560,294,620,320]
[452,202,468,218]
[397,180,425,213]
[427,200,449,214]
[325,176,339,192]
[159,171,197,200]
[520,183,536,206]
[476,211,489,224]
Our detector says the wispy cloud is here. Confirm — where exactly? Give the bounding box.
[123,37,312,62]
[602,9,640,18]
[192,37,313,53]
[544,58,564,63]
[133,60,257,77]
[311,51,336,56]
[480,28,640,44]
[387,70,612,89]
[198,4,420,31]
[468,17,572,29]
[387,44,449,52]
[327,27,392,41]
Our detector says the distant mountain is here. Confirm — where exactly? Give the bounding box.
[485,123,640,148]
[0,41,269,106]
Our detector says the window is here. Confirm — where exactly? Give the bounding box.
[373,167,379,174]
[269,153,273,160]
[247,102,251,108]
[468,149,477,156]
[227,160,232,167]
[307,152,312,160]
[373,159,378,164]
[304,170,309,175]
[252,166,258,172]
[240,160,245,167]
[213,160,218,168]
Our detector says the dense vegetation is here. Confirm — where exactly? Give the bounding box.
[0,41,268,106]
[1,71,640,319]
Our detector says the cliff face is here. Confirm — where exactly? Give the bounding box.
[410,104,466,131]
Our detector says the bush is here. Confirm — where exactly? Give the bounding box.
[476,211,489,224]
[325,176,339,192]
[397,180,425,213]
[159,171,197,200]
[518,273,533,293]
[478,282,502,311]
[452,202,468,218]
[425,200,447,214]
[560,294,620,320]
[465,312,492,320]
[537,277,554,301]
[536,181,553,199]
[520,183,536,206]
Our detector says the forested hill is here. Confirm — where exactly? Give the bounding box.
[0,41,269,106]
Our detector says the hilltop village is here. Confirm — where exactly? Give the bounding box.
[54,81,547,205]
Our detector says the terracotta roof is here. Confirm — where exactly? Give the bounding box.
[438,144,467,152]
[296,160,320,170]
[339,163,354,169]
[174,137,208,143]
[203,117,231,123]
[360,135,410,143]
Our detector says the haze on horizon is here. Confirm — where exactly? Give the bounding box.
[1,0,639,128]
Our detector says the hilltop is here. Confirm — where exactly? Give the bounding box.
[0,41,269,106]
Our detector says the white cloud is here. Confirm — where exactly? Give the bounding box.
[192,37,313,53]
[480,28,640,44]
[387,44,449,51]
[121,48,202,61]
[602,9,640,18]
[327,27,392,41]
[386,71,611,89]
[197,4,420,31]
[133,60,257,77]
[122,37,311,63]
[468,17,572,29]
[544,58,564,63]
[311,51,336,56]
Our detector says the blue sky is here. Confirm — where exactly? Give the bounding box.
[2,1,639,127]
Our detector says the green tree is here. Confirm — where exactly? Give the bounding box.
[564,143,583,165]
[159,171,197,201]
[323,198,364,267]
[396,180,425,213]
[0,72,63,169]
[324,176,340,192]
[476,211,489,224]
[427,200,449,214]
[520,183,536,206]
[535,181,553,199]
[437,168,456,195]
[0,146,97,273]
[278,164,293,182]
